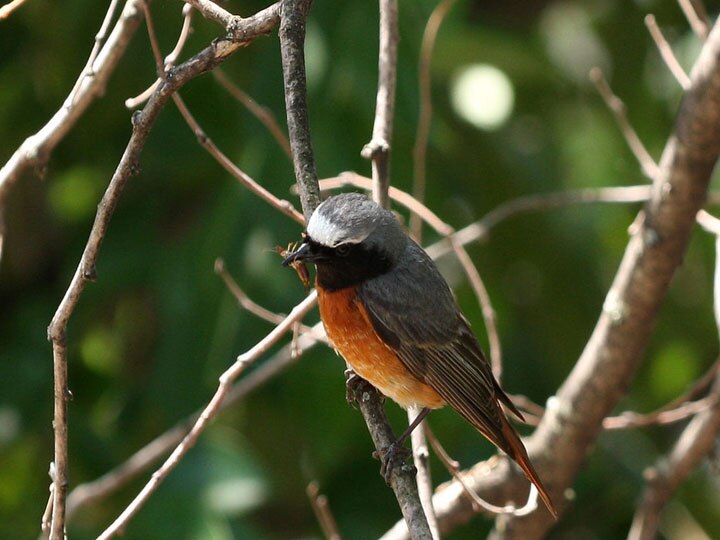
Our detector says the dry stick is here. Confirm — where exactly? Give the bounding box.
[42,5,281,537]
[140,2,302,223]
[307,481,342,540]
[589,68,659,180]
[174,93,304,222]
[410,0,456,241]
[68,0,122,105]
[645,14,691,90]
[126,3,194,109]
[279,1,431,538]
[66,319,325,522]
[678,0,710,41]
[280,0,320,222]
[214,257,322,337]
[97,292,318,539]
[0,0,30,20]
[628,376,720,540]
[0,0,144,263]
[425,185,654,260]
[213,69,293,159]
[361,0,398,210]
[387,18,720,540]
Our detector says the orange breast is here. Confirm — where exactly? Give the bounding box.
[317,285,444,409]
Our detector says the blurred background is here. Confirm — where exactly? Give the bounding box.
[1,0,719,538]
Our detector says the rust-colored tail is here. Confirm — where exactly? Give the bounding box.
[496,416,557,518]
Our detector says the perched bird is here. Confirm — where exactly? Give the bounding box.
[283,192,556,517]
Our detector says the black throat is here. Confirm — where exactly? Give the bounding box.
[314,242,393,291]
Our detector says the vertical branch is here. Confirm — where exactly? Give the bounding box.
[279,0,321,222]
[361,0,398,209]
[279,2,431,536]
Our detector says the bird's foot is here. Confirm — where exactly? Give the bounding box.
[344,369,378,407]
[374,440,415,484]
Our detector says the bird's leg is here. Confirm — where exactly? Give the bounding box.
[377,407,431,484]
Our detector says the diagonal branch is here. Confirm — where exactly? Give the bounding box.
[385,15,720,540]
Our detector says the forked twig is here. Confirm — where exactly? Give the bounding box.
[307,481,342,540]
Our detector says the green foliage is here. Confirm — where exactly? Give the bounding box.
[1,0,719,538]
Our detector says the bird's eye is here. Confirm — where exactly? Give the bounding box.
[335,243,351,257]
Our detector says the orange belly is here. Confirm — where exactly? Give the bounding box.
[317,285,444,409]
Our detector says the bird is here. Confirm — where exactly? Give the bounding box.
[282,192,556,517]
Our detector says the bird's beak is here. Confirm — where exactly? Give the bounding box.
[281,240,313,266]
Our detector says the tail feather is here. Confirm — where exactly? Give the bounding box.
[496,416,558,518]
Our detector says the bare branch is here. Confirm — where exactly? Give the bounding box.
[410,0,456,240]
[280,0,320,222]
[645,14,691,90]
[0,0,30,20]
[212,69,293,159]
[627,373,720,540]
[307,481,342,540]
[589,67,659,179]
[678,0,710,41]
[388,16,720,540]
[41,7,282,536]
[97,292,318,539]
[361,0,398,209]
[0,0,144,240]
[408,406,439,540]
[66,319,325,522]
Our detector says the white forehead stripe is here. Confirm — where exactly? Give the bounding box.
[307,201,372,247]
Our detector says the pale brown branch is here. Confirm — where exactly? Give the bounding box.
[410,0,456,240]
[42,6,282,536]
[645,14,691,90]
[590,67,659,179]
[97,292,318,539]
[0,0,30,20]
[408,406,439,540]
[628,373,720,540]
[0,0,144,216]
[307,481,342,540]
[678,0,710,41]
[172,93,304,223]
[66,319,325,522]
[361,0,398,209]
[212,69,293,159]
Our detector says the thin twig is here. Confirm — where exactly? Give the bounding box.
[410,0,456,240]
[43,6,282,537]
[214,257,322,337]
[423,424,539,517]
[408,405,439,540]
[627,373,720,540]
[212,69,293,159]
[0,0,29,19]
[66,319,325,522]
[0,0,144,213]
[589,67,659,179]
[172,93,304,223]
[126,3,194,109]
[424,185,654,260]
[97,292,318,539]
[678,0,710,41]
[307,481,342,540]
[361,0,398,209]
[645,14,691,90]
